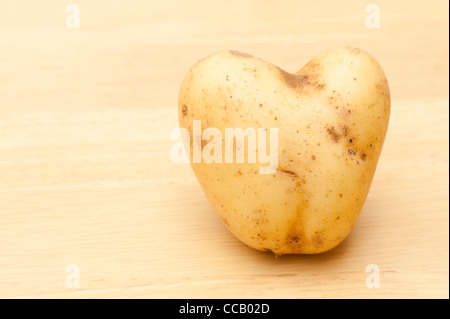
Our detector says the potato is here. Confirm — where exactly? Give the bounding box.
[178,47,390,254]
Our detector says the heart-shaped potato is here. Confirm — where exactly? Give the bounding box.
[178,47,390,254]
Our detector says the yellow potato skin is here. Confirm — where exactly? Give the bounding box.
[178,47,390,254]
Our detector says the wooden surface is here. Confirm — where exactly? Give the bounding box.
[0,0,448,299]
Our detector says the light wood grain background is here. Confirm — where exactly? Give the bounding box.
[0,0,448,299]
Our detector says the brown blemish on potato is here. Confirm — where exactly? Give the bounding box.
[360,153,367,161]
[276,168,297,178]
[229,50,251,57]
[342,125,349,137]
[252,209,271,247]
[286,233,306,252]
[278,67,325,91]
[338,108,351,118]
[348,148,356,155]
[327,126,342,143]
[311,155,316,160]
[312,233,323,248]
[296,178,306,187]
[281,181,311,254]
[257,233,266,241]
[182,105,188,117]
[279,70,309,89]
